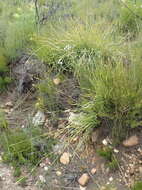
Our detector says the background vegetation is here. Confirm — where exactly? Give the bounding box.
[0,0,142,189]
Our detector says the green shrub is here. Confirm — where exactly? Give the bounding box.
[0,76,11,91]
[132,181,142,190]
[5,7,36,60]
[107,158,119,171]
[0,54,8,72]
[97,147,113,161]
[118,0,142,37]
[1,130,37,165]
[0,110,8,130]
[0,1,36,90]
[88,0,119,23]
[97,147,118,171]
[94,61,142,130]
[0,53,11,91]
[74,58,142,142]
[0,1,36,61]
[13,167,21,177]
[36,77,59,111]
[1,127,57,167]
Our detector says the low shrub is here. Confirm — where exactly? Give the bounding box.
[97,147,113,161]
[0,126,57,167]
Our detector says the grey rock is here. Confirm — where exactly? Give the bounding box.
[12,56,46,94]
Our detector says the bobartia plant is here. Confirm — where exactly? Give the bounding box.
[73,58,142,143]
[33,21,123,72]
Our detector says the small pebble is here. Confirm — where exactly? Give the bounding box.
[56,171,62,176]
[40,163,45,168]
[78,173,90,186]
[45,158,51,165]
[102,139,108,146]
[109,177,113,182]
[91,168,97,175]
[53,78,61,85]
[5,101,13,107]
[60,152,70,165]
[130,168,134,175]
[123,135,139,147]
[139,167,142,174]
[114,149,119,153]
[79,185,87,190]
[44,166,48,171]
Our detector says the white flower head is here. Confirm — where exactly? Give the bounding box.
[13,13,20,18]
[64,44,74,51]
[39,175,46,183]
[102,139,108,146]
[57,59,63,65]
